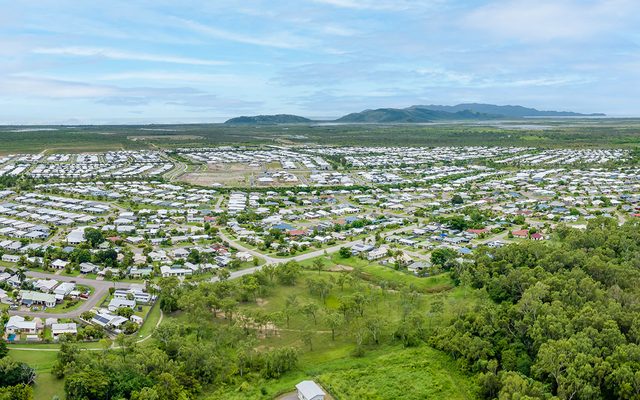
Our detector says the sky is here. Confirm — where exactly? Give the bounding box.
[0,0,639,123]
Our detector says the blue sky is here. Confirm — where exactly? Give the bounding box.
[1,0,639,123]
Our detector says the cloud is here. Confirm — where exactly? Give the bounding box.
[0,75,260,111]
[311,0,425,11]
[174,18,315,49]
[32,46,227,66]
[463,0,638,42]
[0,76,115,98]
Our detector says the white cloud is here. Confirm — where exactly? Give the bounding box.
[311,0,424,11]
[0,76,115,98]
[463,0,637,42]
[175,18,315,49]
[32,46,227,66]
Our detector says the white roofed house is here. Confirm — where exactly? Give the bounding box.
[367,246,389,261]
[171,248,190,259]
[0,288,11,304]
[51,259,70,270]
[34,279,58,293]
[160,265,192,278]
[54,282,76,296]
[295,380,326,400]
[108,297,136,312]
[5,316,37,335]
[79,262,99,274]
[149,250,168,262]
[19,290,57,308]
[66,228,87,245]
[51,323,77,341]
[91,313,128,330]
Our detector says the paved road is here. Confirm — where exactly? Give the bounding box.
[9,271,131,319]
[8,309,164,352]
[213,224,418,282]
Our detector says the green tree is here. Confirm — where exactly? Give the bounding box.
[65,371,110,400]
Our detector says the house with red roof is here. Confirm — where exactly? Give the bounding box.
[512,229,529,238]
[288,229,308,237]
[530,232,544,241]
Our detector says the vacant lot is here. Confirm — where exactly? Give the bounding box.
[180,162,259,186]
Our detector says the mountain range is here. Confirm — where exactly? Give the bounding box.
[224,104,605,124]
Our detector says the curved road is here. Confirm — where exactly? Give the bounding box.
[10,271,131,319]
[213,224,417,282]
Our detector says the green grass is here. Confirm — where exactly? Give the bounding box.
[9,350,65,400]
[136,301,162,339]
[358,264,455,293]
[302,253,456,294]
[317,345,477,400]
[209,345,477,400]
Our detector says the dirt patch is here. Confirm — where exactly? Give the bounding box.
[328,264,354,272]
[256,298,269,307]
[128,135,204,141]
[179,162,259,186]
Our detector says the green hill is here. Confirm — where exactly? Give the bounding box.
[224,114,312,124]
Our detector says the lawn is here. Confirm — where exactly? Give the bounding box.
[136,301,162,339]
[9,350,65,400]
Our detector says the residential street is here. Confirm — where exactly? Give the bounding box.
[8,271,131,319]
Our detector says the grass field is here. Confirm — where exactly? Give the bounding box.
[200,263,481,399]
[3,120,640,155]
[9,350,65,400]
[209,344,477,400]
[301,253,456,294]
[316,345,477,399]
[136,300,162,339]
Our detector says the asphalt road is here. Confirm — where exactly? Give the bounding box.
[9,271,131,319]
[213,224,417,282]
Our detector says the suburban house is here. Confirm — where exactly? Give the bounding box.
[54,282,76,296]
[19,290,56,308]
[66,228,86,245]
[79,262,99,274]
[51,323,77,340]
[295,380,326,400]
[512,229,529,238]
[160,265,193,278]
[51,259,70,269]
[5,315,37,335]
[108,298,136,312]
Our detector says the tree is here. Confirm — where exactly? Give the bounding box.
[312,258,324,274]
[324,311,343,341]
[65,371,110,400]
[262,347,298,378]
[430,247,457,267]
[451,194,464,205]
[276,261,301,285]
[0,358,35,387]
[0,340,8,359]
[150,373,189,400]
[339,246,351,258]
[302,302,319,325]
[84,228,104,248]
[0,384,33,400]
[116,307,134,318]
[283,295,299,328]
[301,330,313,351]
[216,268,231,282]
